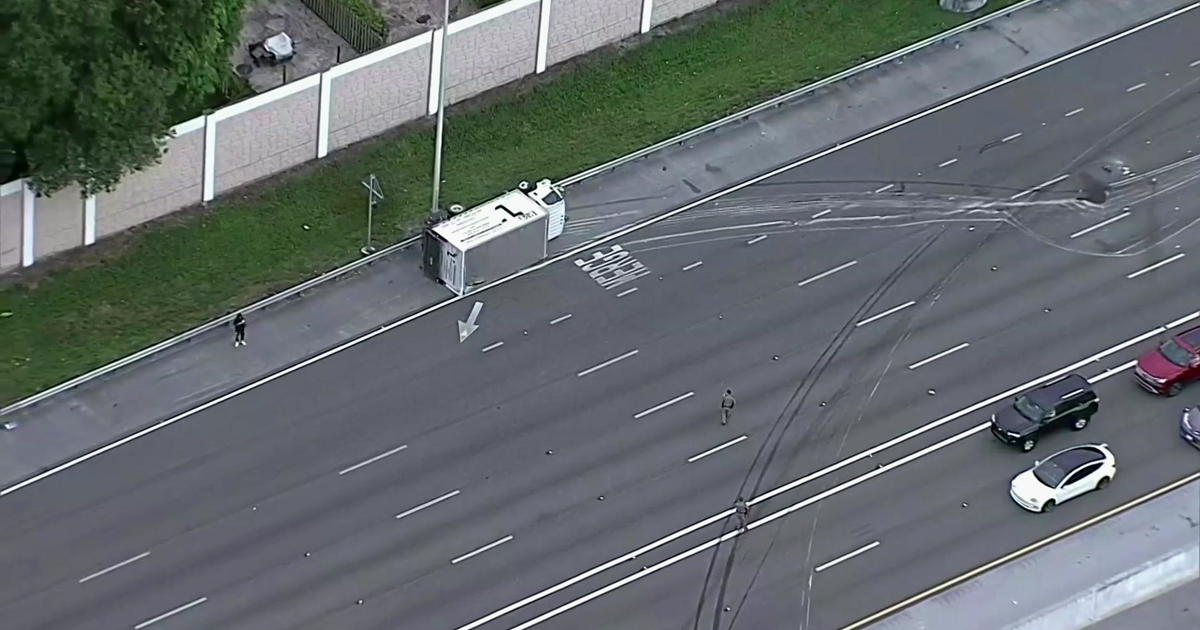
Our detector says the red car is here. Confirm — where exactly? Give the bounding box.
[1135,325,1200,396]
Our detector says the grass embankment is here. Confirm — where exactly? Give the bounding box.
[0,0,1022,404]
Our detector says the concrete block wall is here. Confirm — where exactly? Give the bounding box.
[1,0,727,274]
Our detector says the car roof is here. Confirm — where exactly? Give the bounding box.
[1043,445,1107,470]
[1027,374,1092,406]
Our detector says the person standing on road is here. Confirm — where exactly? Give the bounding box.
[233,313,247,348]
[721,389,736,425]
[734,495,750,527]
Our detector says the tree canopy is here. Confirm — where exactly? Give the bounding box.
[0,0,246,196]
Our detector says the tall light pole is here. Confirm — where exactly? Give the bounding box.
[430,0,451,217]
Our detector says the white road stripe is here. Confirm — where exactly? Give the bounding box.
[481,341,505,353]
[814,541,881,573]
[634,392,695,419]
[1126,82,1147,92]
[395,490,460,520]
[1127,253,1185,278]
[682,261,703,271]
[1191,59,1200,67]
[797,260,857,287]
[577,349,639,377]
[874,184,895,193]
[550,314,573,325]
[687,436,748,463]
[1069,212,1131,238]
[1064,107,1085,117]
[937,158,958,168]
[451,535,514,565]
[338,444,409,476]
[9,0,1195,500]
[1010,173,1070,199]
[1001,132,1023,143]
[812,209,832,219]
[134,597,207,629]
[907,343,970,370]
[747,235,768,245]
[616,287,638,297]
[855,300,917,327]
[78,551,151,584]
[1090,359,1138,383]
[454,309,1200,630]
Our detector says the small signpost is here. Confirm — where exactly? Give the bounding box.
[361,174,384,255]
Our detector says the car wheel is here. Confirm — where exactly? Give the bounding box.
[1021,438,1037,452]
[1071,416,1089,430]
[1041,499,1056,513]
[1096,476,1110,490]
[1167,382,1183,397]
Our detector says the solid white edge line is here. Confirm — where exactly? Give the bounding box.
[682,261,703,271]
[814,540,881,573]
[907,342,970,370]
[78,551,151,584]
[1065,107,1085,117]
[616,287,639,297]
[633,392,695,419]
[395,489,460,520]
[134,597,207,629]
[509,425,992,630]
[481,341,505,353]
[451,535,514,565]
[938,158,958,168]
[338,444,408,476]
[1069,211,1131,238]
[747,234,768,245]
[456,311,1200,630]
[797,260,857,287]
[550,313,572,325]
[687,435,748,463]
[577,349,639,377]
[1126,82,1147,92]
[1127,253,1185,278]
[9,1,1198,500]
[856,300,917,327]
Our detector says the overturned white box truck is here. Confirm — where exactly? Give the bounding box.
[422,179,566,295]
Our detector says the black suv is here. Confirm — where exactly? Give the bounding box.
[990,374,1099,452]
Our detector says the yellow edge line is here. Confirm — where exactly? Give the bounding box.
[841,471,1200,630]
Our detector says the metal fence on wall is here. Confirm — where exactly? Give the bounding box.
[300,0,388,53]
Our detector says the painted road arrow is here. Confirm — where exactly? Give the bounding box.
[458,301,484,343]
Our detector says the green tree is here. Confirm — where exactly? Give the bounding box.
[0,0,246,197]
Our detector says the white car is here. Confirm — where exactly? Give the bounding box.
[1009,443,1116,513]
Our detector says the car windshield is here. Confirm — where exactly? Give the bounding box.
[1033,458,1068,487]
[1159,339,1195,368]
[1013,395,1046,421]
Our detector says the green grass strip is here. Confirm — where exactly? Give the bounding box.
[0,0,1023,405]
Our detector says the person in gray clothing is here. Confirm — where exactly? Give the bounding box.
[721,389,736,425]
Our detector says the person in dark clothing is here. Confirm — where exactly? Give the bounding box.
[233,313,247,347]
[721,389,736,425]
[734,495,750,527]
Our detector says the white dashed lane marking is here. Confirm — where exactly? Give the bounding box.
[616,287,638,297]
[395,490,460,520]
[1126,82,1147,92]
[856,301,917,327]
[874,184,895,193]
[814,541,881,573]
[134,597,208,629]
[1010,174,1070,200]
[797,260,857,287]
[907,343,970,370]
[339,444,409,476]
[1065,107,1085,117]
[938,158,958,168]
[747,235,768,245]
[1127,253,1185,279]
[550,314,572,325]
[577,350,639,377]
[812,209,832,219]
[1070,212,1131,239]
[1001,132,1023,143]
[687,436,749,463]
[634,392,695,419]
[79,552,151,584]
[481,341,504,353]
[682,261,703,271]
[452,535,514,565]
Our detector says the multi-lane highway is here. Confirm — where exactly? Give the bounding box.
[3,4,1200,630]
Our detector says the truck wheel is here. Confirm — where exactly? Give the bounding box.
[1071,417,1089,430]
[1167,382,1183,397]
[1021,438,1037,452]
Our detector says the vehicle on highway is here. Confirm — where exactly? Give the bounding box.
[1009,443,1116,513]
[990,374,1098,452]
[1134,325,1200,396]
[1180,405,1200,450]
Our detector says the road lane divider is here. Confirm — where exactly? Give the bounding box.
[1065,107,1085,117]
[78,551,151,584]
[577,350,639,378]
[907,343,970,370]
[687,436,749,463]
[452,535,514,565]
[1127,253,1185,278]
[338,444,408,476]
[633,392,695,420]
[814,541,881,573]
[1010,174,1070,200]
[452,310,1200,630]
[856,301,917,327]
[797,260,858,287]
[549,314,572,325]
[395,490,460,521]
[747,235,769,245]
[841,471,1200,630]
[481,341,505,353]
[134,596,207,629]
[1070,211,1131,238]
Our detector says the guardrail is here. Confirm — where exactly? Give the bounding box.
[557,0,1044,186]
[0,0,1046,420]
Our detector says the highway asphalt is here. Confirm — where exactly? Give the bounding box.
[3,4,1200,630]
